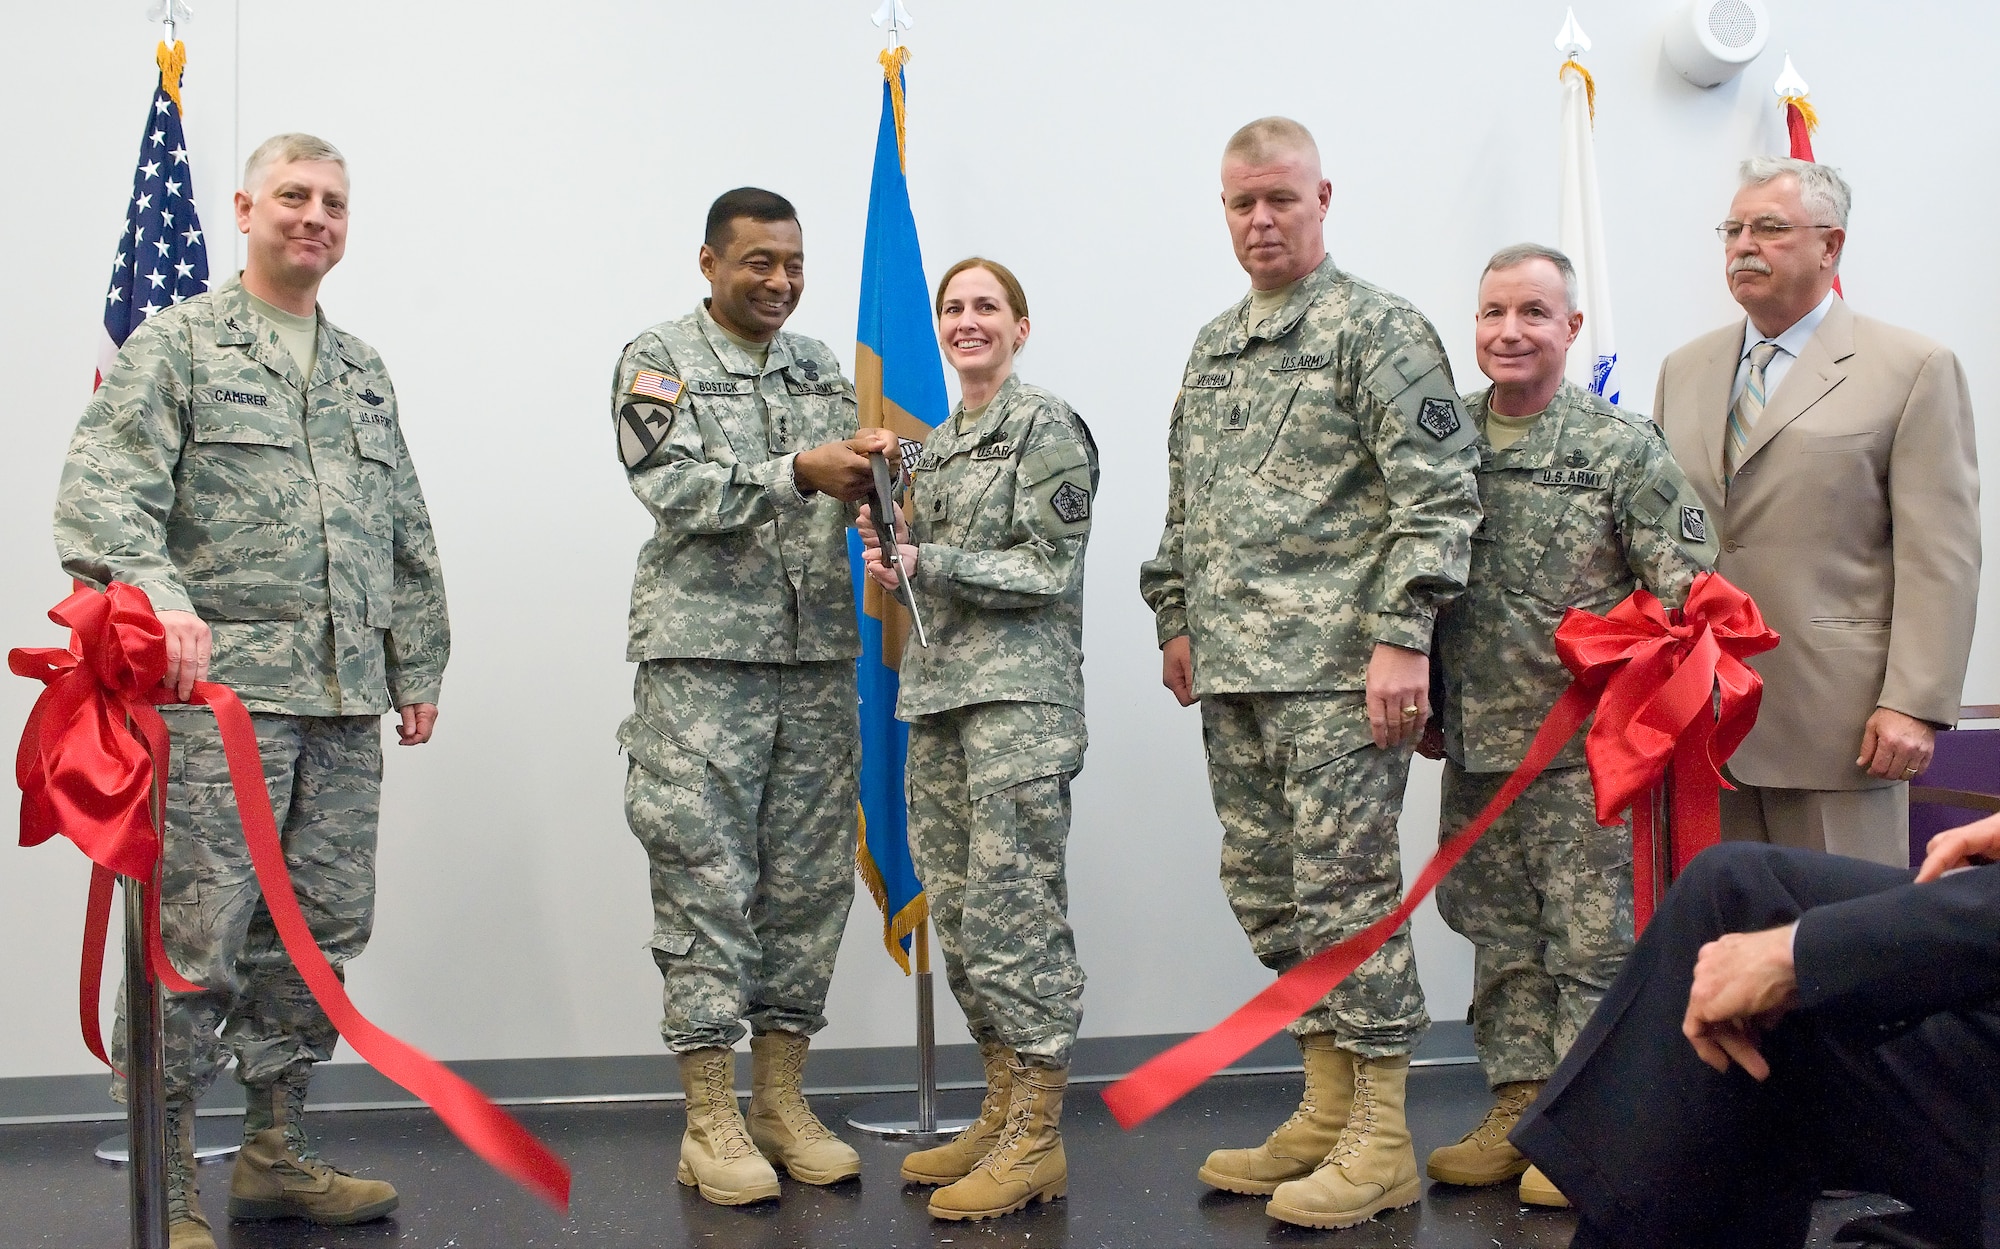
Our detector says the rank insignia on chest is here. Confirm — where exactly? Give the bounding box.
[1049,481,1091,524]
[1416,396,1462,441]
[358,387,386,407]
[1680,505,1708,543]
[1534,467,1608,489]
[972,440,1013,461]
[1185,371,1233,389]
[629,369,685,405]
[1225,404,1247,430]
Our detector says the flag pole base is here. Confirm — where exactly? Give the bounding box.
[95,1122,240,1166]
[844,1105,976,1142]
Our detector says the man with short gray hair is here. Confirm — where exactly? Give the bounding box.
[56,133,445,1248]
[1419,243,1713,1208]
[1654,157,1980,867]
[1141,116,1481,1230]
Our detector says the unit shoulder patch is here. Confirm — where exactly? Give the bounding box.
[1049,480,1091,524]
[619,401,674,469]
[1416,396,1462,441]
[1680,505,1708,543]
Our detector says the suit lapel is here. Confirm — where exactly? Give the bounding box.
[1741,298,1854,466]
[1694,327,1740,488]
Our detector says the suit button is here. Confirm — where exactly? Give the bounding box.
[1724,540,1741,552]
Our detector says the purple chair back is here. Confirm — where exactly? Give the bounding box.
[1908,714,2000,868]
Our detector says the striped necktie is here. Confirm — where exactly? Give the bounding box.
[1725,340,1781,488]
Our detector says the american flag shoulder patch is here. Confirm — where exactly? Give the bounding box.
[629,369,684,405]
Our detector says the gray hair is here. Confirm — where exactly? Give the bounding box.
[1739,155,1850,228]
[1480,243,1579,312]
[242,133,347,196]
[1223,116,1320,167]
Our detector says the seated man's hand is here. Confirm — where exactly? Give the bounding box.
[1681,924,1799,1081]
[1916,810,2000,883]
[794,428,900,502]
[157,609,212,700]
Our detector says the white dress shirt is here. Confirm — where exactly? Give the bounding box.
[1730,288,1837,407]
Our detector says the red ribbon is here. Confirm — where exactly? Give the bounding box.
[1101,572,1776,1130]
[13,583,571,1210]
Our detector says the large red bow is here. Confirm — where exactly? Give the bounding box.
[1100,572,1777,1130]
[12,584,571,1210]
[1554,574,1776,925]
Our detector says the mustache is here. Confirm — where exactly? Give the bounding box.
[1729,256,1773,276]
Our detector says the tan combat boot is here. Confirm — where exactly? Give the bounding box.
[1267,1053,1420,1229]
[901,1042,1014,1184]
[1425,1079,1542,1186]
[676,1047,782,1205]
[928,1060,1067,1220]
[229,1073,399,1224]
[746,1032,862,1184]
[1519,1163,1571,1207]
[166,1099,216,1249]
[1197,1033,1353,1195]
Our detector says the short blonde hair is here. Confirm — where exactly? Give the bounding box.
[242,133,347,196]
[1222,117,1319,167]
[934,257,1030,321]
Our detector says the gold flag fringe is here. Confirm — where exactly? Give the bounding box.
[157,40,188,115]
[857,802,929,974]
[1784,94,1820,135]
[880,45,911,172]
[1559,57,1596,127]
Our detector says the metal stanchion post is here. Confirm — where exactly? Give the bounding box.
[847,920,975,1141]
[123,877,169,1249]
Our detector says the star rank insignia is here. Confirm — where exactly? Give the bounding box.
[1416,396,1462,441]
[1049,481,1091,524]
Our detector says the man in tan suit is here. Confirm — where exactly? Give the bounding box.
[1655,157,1980,867]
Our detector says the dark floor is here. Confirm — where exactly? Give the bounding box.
[1,1065,1905,1248]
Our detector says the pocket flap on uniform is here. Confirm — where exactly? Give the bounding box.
[186,580,305,621]
[966,732,1086,801]
[649,925,696,958]
[617,715,708,794]
[1018,439,1089,488]
[191,397,296,448]
[352,417,398,467]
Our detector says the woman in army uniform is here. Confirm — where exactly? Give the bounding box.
[859,258,1097,1223]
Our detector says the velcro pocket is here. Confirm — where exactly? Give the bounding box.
[186,580,305,622]
[190,400,296,448]
[1630,475,1678,526]
[649,924,696,958]
[967,733,1086,802]
[1364,351,1476,461]
[617,714,707,794]
[352,417,397,467]
[1018,439,1089,489]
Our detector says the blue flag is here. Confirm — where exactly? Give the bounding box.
[852,48,948,973]
[99,42,209,387]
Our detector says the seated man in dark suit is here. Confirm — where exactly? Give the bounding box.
[1513,814,2000,1249]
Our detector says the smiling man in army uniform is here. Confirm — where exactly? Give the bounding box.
[1419,243,1715,1209]
[55,133,447,1249]
[611,187,897,1207]
[1140,117,1482,1231]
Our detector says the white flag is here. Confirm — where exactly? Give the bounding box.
[1557,64,1620,404]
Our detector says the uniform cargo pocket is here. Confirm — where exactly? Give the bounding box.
[617,715,708,794]
[187,580,305,621]
[1034,957,1085,999]
[649,925,696,958]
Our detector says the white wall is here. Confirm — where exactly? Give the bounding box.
[4,0,1995,1082]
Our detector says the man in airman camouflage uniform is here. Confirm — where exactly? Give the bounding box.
[1421,244,1715,1209]
[1139,117,1482,1231]
[54,134,445,1249]
[612,187,898,1207]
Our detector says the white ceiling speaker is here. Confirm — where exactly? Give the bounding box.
[1662,0,1770,87]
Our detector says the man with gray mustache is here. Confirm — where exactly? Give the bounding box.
[1651,157,1979,867]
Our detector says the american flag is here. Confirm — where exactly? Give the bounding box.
[98,51,209,387]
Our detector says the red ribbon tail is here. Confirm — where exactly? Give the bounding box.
[1101,682,1598,1131]
[79,865,118,1073]
[193,682,573,1211]
[1631,790,1660,934]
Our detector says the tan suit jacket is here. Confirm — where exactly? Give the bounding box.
[1655,297,1980,790]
